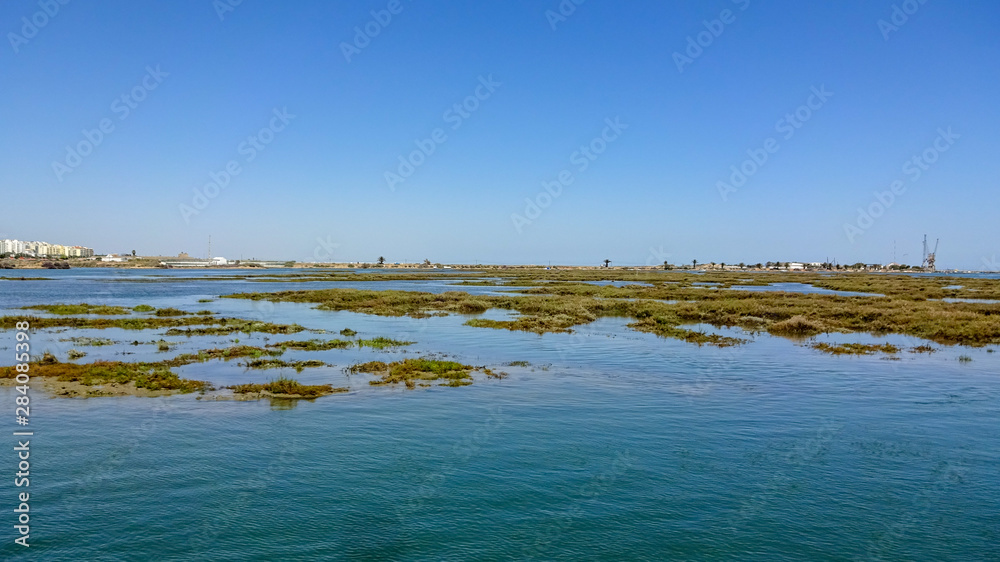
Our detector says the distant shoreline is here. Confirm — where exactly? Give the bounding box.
[0,257,990,274]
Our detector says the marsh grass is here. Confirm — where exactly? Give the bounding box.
[242,358,327,372]
[0,358,207,393]
[2,314,218,332]
[229,375,343,398]
[59,337,115,347]
[23,303,131,315]
[269,339,353,351]
[154,308,188,317]
[355,337,414,349]
[226,275,1000,348]
[162,345,284,366]
[133,304,155,312]
[812,343,901,356]
[67,349,87,360]
[768,316,825,337]
[0,314,304,336]
[163,320,305,336]
[347,358,483,389]
[340,328,358,337]
[630,322,748,347]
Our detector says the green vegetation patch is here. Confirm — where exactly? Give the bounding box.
[812,342,901,355]
[355,337,414,349]
[22,303,131,315]
[269,339,353,351]
[59,336,116,346]
[339,328,358,337]
[0,358,207,393]
[229,376,346,398]
[630,322,748,347]
[163,345,284,366]
[154,307,189,317]
[225,273,1000,348]
[133,304,155,312]
[163,319,305,336]
[767,315,825,337]
[347,358,499,389]
[1,314,303,336]
[243,359,327,372]
[1,314,224,331]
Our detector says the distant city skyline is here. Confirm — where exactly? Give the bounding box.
[0,238,95,258]
[2,1,998,270]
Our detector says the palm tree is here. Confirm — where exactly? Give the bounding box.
[377,256,385,266]
[602,259,611,268]
[663,260,670,270]
[692,259,698,269]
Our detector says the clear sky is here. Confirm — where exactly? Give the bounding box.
[2,0,998,268]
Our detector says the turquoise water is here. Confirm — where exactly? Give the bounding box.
[1,270,999,560]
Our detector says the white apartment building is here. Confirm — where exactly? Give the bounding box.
[1,239,94,257]
[1,239,25,255]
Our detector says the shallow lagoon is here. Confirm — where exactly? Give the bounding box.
[1,269,998,560]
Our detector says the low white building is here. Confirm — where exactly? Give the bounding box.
[788,262,805,271]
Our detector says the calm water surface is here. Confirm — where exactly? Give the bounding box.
[0,270,998,560]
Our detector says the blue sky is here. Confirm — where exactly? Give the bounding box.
[1,0,998,268]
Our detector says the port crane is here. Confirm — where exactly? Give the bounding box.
[922,235,939,271]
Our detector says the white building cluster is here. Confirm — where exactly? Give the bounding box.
[1,239,95,258]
